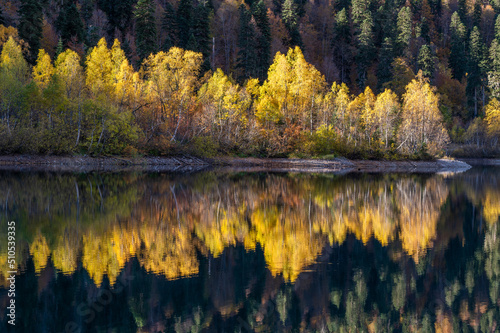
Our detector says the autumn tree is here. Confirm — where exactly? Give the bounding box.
[373,89,399,149]
[485,98,500,145]
[398,72,449,156]
[0,37,29,139]
[143,47,203,144]
[33,49,54,90]
[197,68,251,148]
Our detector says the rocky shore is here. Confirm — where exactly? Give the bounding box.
[0,155,479,173]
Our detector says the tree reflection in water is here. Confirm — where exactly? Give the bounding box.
[0,168,499,331]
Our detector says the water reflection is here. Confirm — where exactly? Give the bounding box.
[0,168,499,331]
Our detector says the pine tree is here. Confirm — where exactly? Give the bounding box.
[333,8,352,84]
[236,5,258,81]
[162,2,178,50]
[282,0,302,47]
[417,44,435,78]
[377,37,394,90]
[134,0,158,62]
[177,0,193,48]
[357,13,374,88]
[449,12,467,80]
[252,0,271,80]
[396,7,412,55]
[467,26,488,117]
[55,1,85,47]
[18,0,43,64]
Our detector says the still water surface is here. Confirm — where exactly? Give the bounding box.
[0,168,499,332]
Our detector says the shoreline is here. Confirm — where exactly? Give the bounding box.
[0,155,483,173]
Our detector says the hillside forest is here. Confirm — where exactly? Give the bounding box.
[0,0,500,158]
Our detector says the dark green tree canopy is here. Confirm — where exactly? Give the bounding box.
[134,0,158,62]
[18,0,43,64]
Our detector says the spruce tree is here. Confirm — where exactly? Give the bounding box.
[396,7,412,55]
[134,0,158,62]
[18,0,43,64]
[282,0,302,47]
[488,39,500,99]
[449,12,467,80]
[177,0,193,48]
[55,1,85,47]
[236,4,258,81]
[252,0,271,80]
[190,2,211,72]
[417,44,435,78]
[162,2,178,50]
[377,37,394,90]
[473,1,482,28]
[495,15,500,41]
[351,0,371,25]
[333,8,352,84]
[467,26,488,117]
[357,13,374,88]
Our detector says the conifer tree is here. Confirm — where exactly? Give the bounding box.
[351,0,371,25]
[396,7,412,55]
[162,2,178,50]
[98,0,135,37]
[488,21,500,99]
[417,44,435,78]
[449,12,467,80]
[190,2,211,72]
[467,26,488,117]
[377,37,394,90]
[55,1,85,47]
[177,0,193,48]
[357,13,374,88]
[333,8,352,84]
[236,4,258,81]
[282,0,301,47]
[252,0,271,80]
[134,0,158,62]
[18,0,43,64]
[496,15,500,41]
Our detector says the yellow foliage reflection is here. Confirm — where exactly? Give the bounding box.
[17,172,474,285]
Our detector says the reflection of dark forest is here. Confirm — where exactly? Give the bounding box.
[0,168,500,332]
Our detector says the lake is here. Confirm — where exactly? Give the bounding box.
[1,167,499,332]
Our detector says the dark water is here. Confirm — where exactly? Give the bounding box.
[0,168,499,332]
